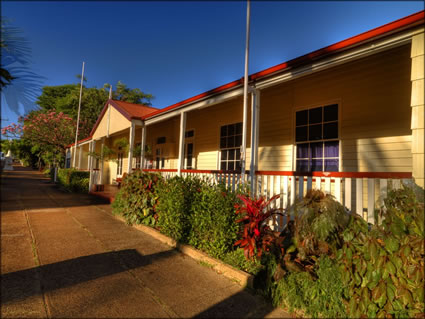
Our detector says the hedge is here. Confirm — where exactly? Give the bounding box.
[57,168,90,193]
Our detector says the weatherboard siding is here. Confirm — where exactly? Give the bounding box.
[257,44,412,173]
[92,104,131,140]
[186,96,252,170]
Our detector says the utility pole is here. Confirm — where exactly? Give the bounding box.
[72,62,85,167]
[241,0,251,181]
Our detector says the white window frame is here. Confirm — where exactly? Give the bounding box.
[184,129,195,169]
[218,122,243,171]
[293,100,342,172]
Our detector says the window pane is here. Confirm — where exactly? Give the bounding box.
[235,161,241,171]
[297,143,309,158]
[296,126,308,142]
[325,159,339,172]
[220,161,226,170]
[324,141,339,157]
[228,124,235,136]
[220,125,227,137]
[310,142,323,158]
[235,135,242,147]
[187,156,192,169]
[323,122,338,139]
[236,122,243,135]
[324,104,338,122]
[187,143,193,155]
[309,107,322,124]
[228,149,235,161]
[296,160,309,172]
[309,124,322,140]
[185,130,194,138]
[157,136,166,144]
[296,110,308,126]
[220,137,227,149]
[236,149,241,161]
[311,159,323,171]
[221,150,227,160]
[227,136,235,148]
[228,161,235,171]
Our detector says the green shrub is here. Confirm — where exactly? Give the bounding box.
[338,184,424,318]
[112,171,162,225]
[155,176,203,242]
[188,182,245,258]
[56,168,89,193]
[57,168,72,187]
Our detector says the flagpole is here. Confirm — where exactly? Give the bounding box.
[241,0,250,181]
[72,61,85,168]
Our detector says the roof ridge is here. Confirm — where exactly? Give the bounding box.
[112,99,159,110]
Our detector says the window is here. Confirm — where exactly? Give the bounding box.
[135,143,141,169]
[220,122,242,171]
[184,143,194,169]
[295,104,339,172]
[117,152,123,176]
[185,130,194,138]
[156,136,166,144]
[65,150,71,168]
[155,148,165,169]
[184,130,194,169]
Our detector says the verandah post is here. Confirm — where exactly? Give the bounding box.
[140,124,146,170]
[177,112,187,176]
[127,121,135,174]
[100,137,105,184]
[250,88,260,196]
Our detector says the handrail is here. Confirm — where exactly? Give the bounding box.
[142,168,412,179]
[255,171,412,179]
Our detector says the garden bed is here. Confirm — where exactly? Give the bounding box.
[110,171,425,318]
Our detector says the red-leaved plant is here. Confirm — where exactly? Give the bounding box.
[234,194,283,260]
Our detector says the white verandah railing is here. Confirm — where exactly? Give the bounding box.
[142,168,412,227]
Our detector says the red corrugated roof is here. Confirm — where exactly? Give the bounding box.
[112,100,158,119]
[68,100,158,147]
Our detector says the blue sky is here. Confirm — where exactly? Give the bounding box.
[1,1,423,129]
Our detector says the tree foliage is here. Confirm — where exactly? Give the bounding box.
[35,80,153,139]
[1,17,44,114]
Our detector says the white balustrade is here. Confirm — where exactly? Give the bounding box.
[142,169,411,225]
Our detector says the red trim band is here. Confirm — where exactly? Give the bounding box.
[255,171,412,179]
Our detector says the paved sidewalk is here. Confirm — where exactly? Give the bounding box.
[1,166,290,318]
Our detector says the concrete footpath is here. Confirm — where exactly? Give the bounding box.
[1,165,290,318]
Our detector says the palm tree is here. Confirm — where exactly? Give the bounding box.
[1,17,45,115]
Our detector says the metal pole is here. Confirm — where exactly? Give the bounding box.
[107,85,112,137]
[241,0,250,181]
[72,61,85,167]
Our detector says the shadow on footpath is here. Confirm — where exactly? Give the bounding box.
[192,289,280,318]
[1,165,109,212]
[1,248,176,304]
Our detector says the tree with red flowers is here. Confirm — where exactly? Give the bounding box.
[21,111,76,155]
[2,111,76,167]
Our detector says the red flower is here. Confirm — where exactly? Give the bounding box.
[254,228,260,237]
